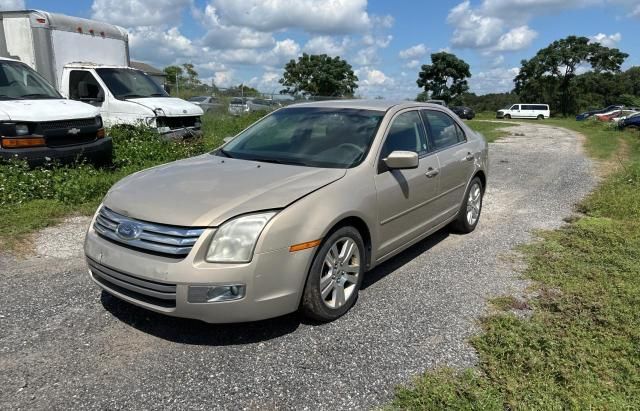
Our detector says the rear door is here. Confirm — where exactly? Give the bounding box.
[421,109,475,220]
[374,109,440,259]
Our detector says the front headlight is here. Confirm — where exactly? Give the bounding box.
[206,211,277,263]
[144,117,157,127]
[15,124,29,136]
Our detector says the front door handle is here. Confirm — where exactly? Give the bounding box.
[464,153,474,161]
[425,167,439,178]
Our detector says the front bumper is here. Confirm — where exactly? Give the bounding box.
[159,127,203,140]
[84,220,315,323]
[0,137,112,166]
[495,112,505,119]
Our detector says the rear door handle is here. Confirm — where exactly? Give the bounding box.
[464,153,474,161]
[425,168,439,178]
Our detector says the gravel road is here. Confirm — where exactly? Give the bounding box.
[0,123,595,410]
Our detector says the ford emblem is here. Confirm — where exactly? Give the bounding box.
[116,222,142,240]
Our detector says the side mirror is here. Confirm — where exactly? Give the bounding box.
[383,151,419,170]
[97,89,105,102]
[223,136,234,143]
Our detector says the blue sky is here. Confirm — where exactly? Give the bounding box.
[6,0,640,98]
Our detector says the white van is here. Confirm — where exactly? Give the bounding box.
[496,104,550,120]
[0,10,203,138]
[0,57,111,166]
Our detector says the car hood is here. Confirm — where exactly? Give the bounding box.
[0,99,98,122]
[103,154,347,227]
[127,97,204,116]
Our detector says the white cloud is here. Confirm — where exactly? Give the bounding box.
[404,59,421,69]
[91,0,192,28]
[448,1,505,49]
[494,26,537,51]
[197,5,275,50]
[218,39,300,66]
[589,32,622,48]
[399,43,427,59]
[304,36,350,56]
[0,0,24,11]
[210,0,372,34]
[633,4,640,18]
[469,66,520,94]
[362,68,391,86]
[129,26,198,64]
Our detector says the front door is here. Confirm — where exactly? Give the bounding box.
[374,110,440,259]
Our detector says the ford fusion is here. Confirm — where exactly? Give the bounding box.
[85,100,489,323]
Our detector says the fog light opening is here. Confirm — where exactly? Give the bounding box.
[188,284,246,303]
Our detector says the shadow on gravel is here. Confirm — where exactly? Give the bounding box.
[101,227,451,345]
[101,292,302,346]
[361,228,450,290]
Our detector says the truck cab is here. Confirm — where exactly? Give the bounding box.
[0,57,111,166]
[0,10,203,139]
[60,63,203,139]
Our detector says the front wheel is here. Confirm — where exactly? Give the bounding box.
[301,226,365,322]
[504,114,511,119]
[451,177,484,233]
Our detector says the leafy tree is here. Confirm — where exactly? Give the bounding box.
[279,53,358,97]
[163,65,184,87]
[416,52,471,105]
[514,36,628,115]
[182,63,201,88]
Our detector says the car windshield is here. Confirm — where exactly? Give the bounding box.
[219,107,384,168]
[95,68,168,99]
[189,96,207,102]
[0,60,61,100]
[230,98,245,105]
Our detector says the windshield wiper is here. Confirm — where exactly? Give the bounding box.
[248,157,310,167]
[121,94,145,99]
[0,94,21,100]
[218,148,234,158]
[20,93,56,99]
[149,93,166,97]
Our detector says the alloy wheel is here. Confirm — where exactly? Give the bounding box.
[319,237,361,309]
[466,182,482,226]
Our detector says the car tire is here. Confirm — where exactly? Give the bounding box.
[504,114,511,119]
[451,177,484,234]
[537,114,544,120]
[301,226,365,322]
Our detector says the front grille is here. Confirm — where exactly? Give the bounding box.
[40,117,97,132]
[94,207,205,258]
[88,258,176,308]
[46,132,97,147]
[156,116,200,130]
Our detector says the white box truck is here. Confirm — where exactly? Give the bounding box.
[0,10,203,139]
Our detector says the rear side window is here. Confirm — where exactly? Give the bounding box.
[380,111,428,158]
[534,105,548,111]
[422,110,463,151]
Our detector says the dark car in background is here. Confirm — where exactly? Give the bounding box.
[618,113,640,130]
[451,106,475,120]
[576,105,623,121]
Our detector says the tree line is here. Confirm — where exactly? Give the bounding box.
[160,34,635,115]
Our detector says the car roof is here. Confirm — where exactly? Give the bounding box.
[285,99,447,112]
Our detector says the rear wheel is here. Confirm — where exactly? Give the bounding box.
[451,177,484,233]
[537,114,544,120]
[301,226,365,322]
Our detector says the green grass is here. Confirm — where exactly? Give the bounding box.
[0,112,263,249]
[465,119,513,143]
[391,121,640,409]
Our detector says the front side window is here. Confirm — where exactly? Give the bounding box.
[69,70,103,102]
[220,107,384,168]
[511,105,520,110]
[422,110,462,151]
[380,111,428,159]
[0,61,61,100]
[95,68,167,99]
